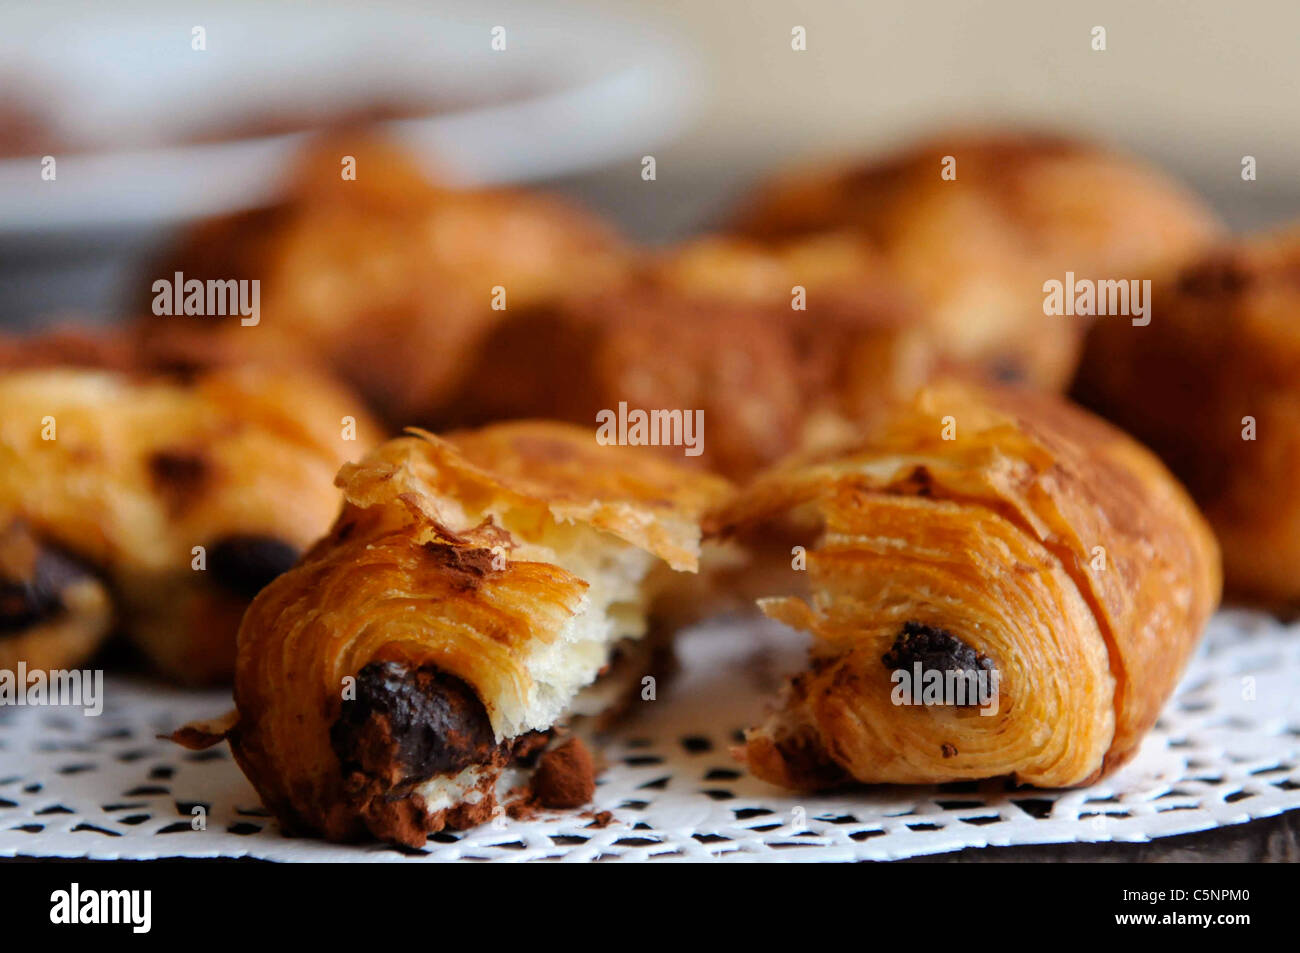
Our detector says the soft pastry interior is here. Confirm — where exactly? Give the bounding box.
[220,422,730,845]
[707,379,1221,790]
[338,519,663,827]
[405,490,662,738]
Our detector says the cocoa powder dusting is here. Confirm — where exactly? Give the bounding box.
[420,541,499,591]
[529,737,596,809]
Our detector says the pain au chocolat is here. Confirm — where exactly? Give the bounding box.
[706,380,1220,789]
[1074,226,1300,607]
[141,134,628,426]
[198,423,729,846]
[0,330,380,682]
[733,131,1221,393]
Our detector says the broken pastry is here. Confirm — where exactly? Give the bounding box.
[0,332,380,681]
[733,130,1222,391]
[706,379,1220,789]
[216,423,729,845]
[140,133,628,424]
[1074,225,1300,606]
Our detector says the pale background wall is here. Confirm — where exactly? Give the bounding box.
[621,0,1298,176]
[560,0,1299,237]
[3,0,1297,320]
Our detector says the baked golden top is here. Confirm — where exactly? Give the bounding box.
[0,361,377,572]
[732,131,1221,392]
[735,131,1220,273]
[339,422,733,572]
[0,327,383,682]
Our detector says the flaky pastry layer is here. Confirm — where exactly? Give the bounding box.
[228,422,729,844]
[708,380,1221,789]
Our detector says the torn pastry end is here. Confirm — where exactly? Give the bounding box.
[330,661,542,846]
[331,662,506,784]
[328,663,610,845]
[226,423,729,845]
[168,709,240,750]
[738,690,849,792]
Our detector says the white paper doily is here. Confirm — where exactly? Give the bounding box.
[1,609,1297,862]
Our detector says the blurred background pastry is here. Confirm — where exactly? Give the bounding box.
[6,1,1297,326]
[733,132,1222,391]
[139,135,629,425]
[437,233,931,479]
[0,329,381,682]
[1074,226,1300,608]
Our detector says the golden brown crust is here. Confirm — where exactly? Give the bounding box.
[708,379,1220,789]
[733,130,1223,391]
[229,423,729,844]
[138,134,629,424]
[0,336,381,682]
[438,234,933,480]
[1074,226,1300,606]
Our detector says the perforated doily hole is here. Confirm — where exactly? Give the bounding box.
[1,609,1297,861]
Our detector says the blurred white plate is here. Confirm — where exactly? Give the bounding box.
[0,0,696,235]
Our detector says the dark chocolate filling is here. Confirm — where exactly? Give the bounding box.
[882,621,994,675]
[331,662,504,786]
[207,535,299,599]
[0,544,98,634]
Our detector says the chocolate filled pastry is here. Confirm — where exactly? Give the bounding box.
[140,134,628,424]
[439,233,932,480]
[733,131,1222,391]
[706,380,1220,789]
[0,521,112,675]
[0,332,381,681]
[1074,226,1300,606]
[199,423,729,845]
